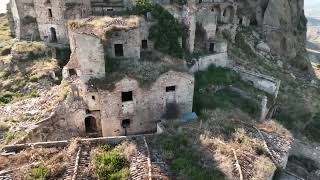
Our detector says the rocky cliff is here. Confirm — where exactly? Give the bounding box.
[238,0,307,60]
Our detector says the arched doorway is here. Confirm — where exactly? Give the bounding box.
[50,27,57,42]
[85,116,97,133]
[222,6,234,23]
[212,5,221,23]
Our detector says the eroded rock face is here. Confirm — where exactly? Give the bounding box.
[237,0,307,60]
[263,0,306,59]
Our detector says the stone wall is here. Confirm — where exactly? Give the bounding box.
[233,67,281,98]
[64,31,106,82]
[189,52,229,73]
[104,26,141,59]
[33,0,68,43]
[9,0,39,40]
[81,71,195,137]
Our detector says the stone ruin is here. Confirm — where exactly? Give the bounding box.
[5,0,292,139]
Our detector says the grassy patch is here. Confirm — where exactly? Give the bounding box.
[12,41,46,55]
[4,131,15,144]
[90,58,187,90]
[30,165,51,180]
[0,15,12,41]
[193,66,262,117]
[95,147,129,180]
[159,133,225,180]
[304,112,320,143]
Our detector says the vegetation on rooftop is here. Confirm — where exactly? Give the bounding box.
[95,146,129,180]
[89,57,187,90]
[159,133,226,180]
[30,165,51,180]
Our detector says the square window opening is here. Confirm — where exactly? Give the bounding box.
[69,69,77,76]
[114,44,124,57]
[122,91,133,102]
[166,86,176,92]
[121,119,130,128]
[92,96,96,100]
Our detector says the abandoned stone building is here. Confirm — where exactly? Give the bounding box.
[8,0,238,52]
[60,16,194,136]
[7,0,243,137]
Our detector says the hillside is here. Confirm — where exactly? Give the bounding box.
[0,0,320,180]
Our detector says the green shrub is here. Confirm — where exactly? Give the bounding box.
[0,91,14,104]
[130,1,184,58]
[131,0,153,15]
[304,113,320,143]
[149,4,184,58]
[29,89,39,98]
[95,150,129,180]
[29,75,38,82]
[30,165,50,180]
[0,68,11,79]
[159,134,225,180]
[4,131,15,144]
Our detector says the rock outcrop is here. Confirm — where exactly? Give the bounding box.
[237,0,307,60]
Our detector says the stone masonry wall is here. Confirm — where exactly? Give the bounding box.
[66,31,106,82]
[97,71,194,136]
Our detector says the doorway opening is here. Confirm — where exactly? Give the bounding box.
[50,27,57,42]
[209,43,215,53]
[121,119,131,136]
[85,116,97,133]
[142,40,148,49]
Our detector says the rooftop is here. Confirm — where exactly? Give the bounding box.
[68,15,140,38]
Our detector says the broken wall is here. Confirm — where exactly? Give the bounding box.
[105,27,141,59]
[9,0,39,41]
[65,31,106,82]
[96,71,194,136]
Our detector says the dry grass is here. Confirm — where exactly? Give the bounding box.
[0,148,60,170]
[11,41,46,54]
[0,15,12,41]
[258,120,292,139]
[114,141,137,161]
[69,16,139,38]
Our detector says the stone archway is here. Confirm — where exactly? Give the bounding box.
[85,116,97,133]
[222,6,234,23]
[50,27,57,42]
[212,5,221,23]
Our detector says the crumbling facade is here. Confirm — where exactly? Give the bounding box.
[60,16,194,136]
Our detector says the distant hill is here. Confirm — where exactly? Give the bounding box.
[307,17,320,26]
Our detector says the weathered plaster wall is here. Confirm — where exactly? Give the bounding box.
[189,52,229,73]
[66,31,106,82]
[9,0,39,40]
[96,71,194,136]
[33,0,69,43]
[105,27,141,59]
[233,67,281,98]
